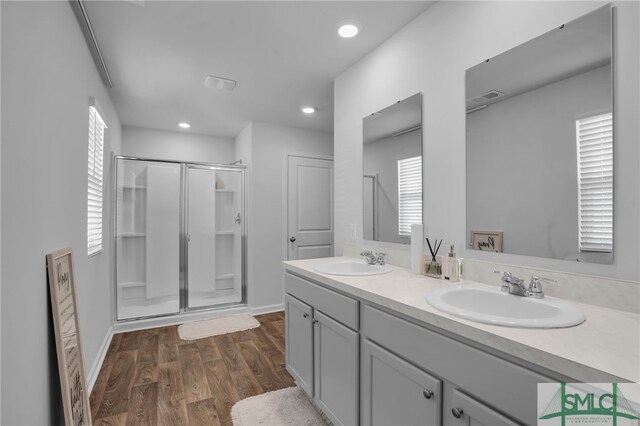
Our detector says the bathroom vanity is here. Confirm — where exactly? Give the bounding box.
[282,257,639,426]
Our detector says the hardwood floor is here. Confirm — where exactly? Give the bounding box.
[90,312,295,426]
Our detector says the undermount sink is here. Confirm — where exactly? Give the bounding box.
[426,284,585,328]
[314,260,392,276]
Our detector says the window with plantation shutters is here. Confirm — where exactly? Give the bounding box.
[88,104,106,256]
[397,155,422,236]
[576,112,612,253]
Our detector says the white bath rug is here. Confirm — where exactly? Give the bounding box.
[177,314,260,340]
[231,387,331,426]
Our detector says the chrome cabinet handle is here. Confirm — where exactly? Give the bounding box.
[303,313,309,318]
[290,236,296,242]
[312,319,319,324]
[423,390,434,399]
[451,408,464,419]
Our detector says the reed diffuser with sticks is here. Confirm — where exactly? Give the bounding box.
[425,238,443,278]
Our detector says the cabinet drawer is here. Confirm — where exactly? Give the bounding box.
[362,304,553,425]
[447,388,520,426]
[285,272,358,329]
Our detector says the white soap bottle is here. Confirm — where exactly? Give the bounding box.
[442,245,461,282]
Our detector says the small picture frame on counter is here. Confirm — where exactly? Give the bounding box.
[471,231,503,252]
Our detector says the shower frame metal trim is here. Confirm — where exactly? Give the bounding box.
[111,154,247,323]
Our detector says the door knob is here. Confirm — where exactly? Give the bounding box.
[290,236,296,242]
[451,408,464,419]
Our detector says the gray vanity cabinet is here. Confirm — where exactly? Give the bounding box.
[313,310,359,426]
[361,339,442,426]
[284,272,359,425]
[444,388,520,426]
[284,294,313,395]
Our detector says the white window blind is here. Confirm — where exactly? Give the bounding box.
[576,112,613,253]
[397,155,422,236]
[88,105,106,256]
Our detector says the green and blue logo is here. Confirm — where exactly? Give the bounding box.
[539,383,639,425]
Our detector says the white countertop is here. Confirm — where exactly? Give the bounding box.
[283,257,640,383]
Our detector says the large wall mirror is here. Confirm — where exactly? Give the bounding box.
[363,93,422,244]
[466,5,612,264]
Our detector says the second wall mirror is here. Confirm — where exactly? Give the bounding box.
[465,5,613,264]
[363,93,423,244]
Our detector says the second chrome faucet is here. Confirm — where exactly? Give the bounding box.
[493,271,556,299]
[361,250,387,266]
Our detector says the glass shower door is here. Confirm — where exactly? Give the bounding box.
[186,166,243,310]
[115,159,181,320]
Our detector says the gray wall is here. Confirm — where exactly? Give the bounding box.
[467,65,611,260]
[1,2,122,424]
[122,125,235,164]
[334,1,640,281]
[363,130,421,244]
[235,122,333,310]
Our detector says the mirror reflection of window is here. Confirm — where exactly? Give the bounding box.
[363,93,423,244]
[576,112,613,253]
[397,155,423,236]
[465,5,613,264]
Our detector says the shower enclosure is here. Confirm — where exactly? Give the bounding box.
[113,156,245,321]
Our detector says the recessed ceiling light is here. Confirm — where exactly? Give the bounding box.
[338,20,361,38]
[301,106,316,114]
[178,122,191,129]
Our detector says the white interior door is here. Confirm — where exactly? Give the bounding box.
[287,155,334,260]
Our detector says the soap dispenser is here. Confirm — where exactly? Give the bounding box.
[442,245,462,282]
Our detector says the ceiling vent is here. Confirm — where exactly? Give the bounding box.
[469,90,504,104]
[205,76,237,91]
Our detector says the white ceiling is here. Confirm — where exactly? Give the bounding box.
[85,1,434,138]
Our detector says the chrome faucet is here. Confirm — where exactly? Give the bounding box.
[375,252,388,266]
[360,251,387,266]
[494,271,557,298]
[494,271,527,296]
[361,251,377,264]
[527,276,557,299]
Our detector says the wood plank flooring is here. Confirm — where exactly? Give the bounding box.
[90,312,295,426]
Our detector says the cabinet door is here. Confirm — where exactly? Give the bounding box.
[444,388,520,426]
[361,339,442,426]
[314,310,359,426]
[285,294,313,395]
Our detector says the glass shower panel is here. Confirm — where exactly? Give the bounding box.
[187,167,243,310]
[116,159,181,320]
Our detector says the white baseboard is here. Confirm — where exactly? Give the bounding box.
[250,303,284,315]
[87,325,114,393]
